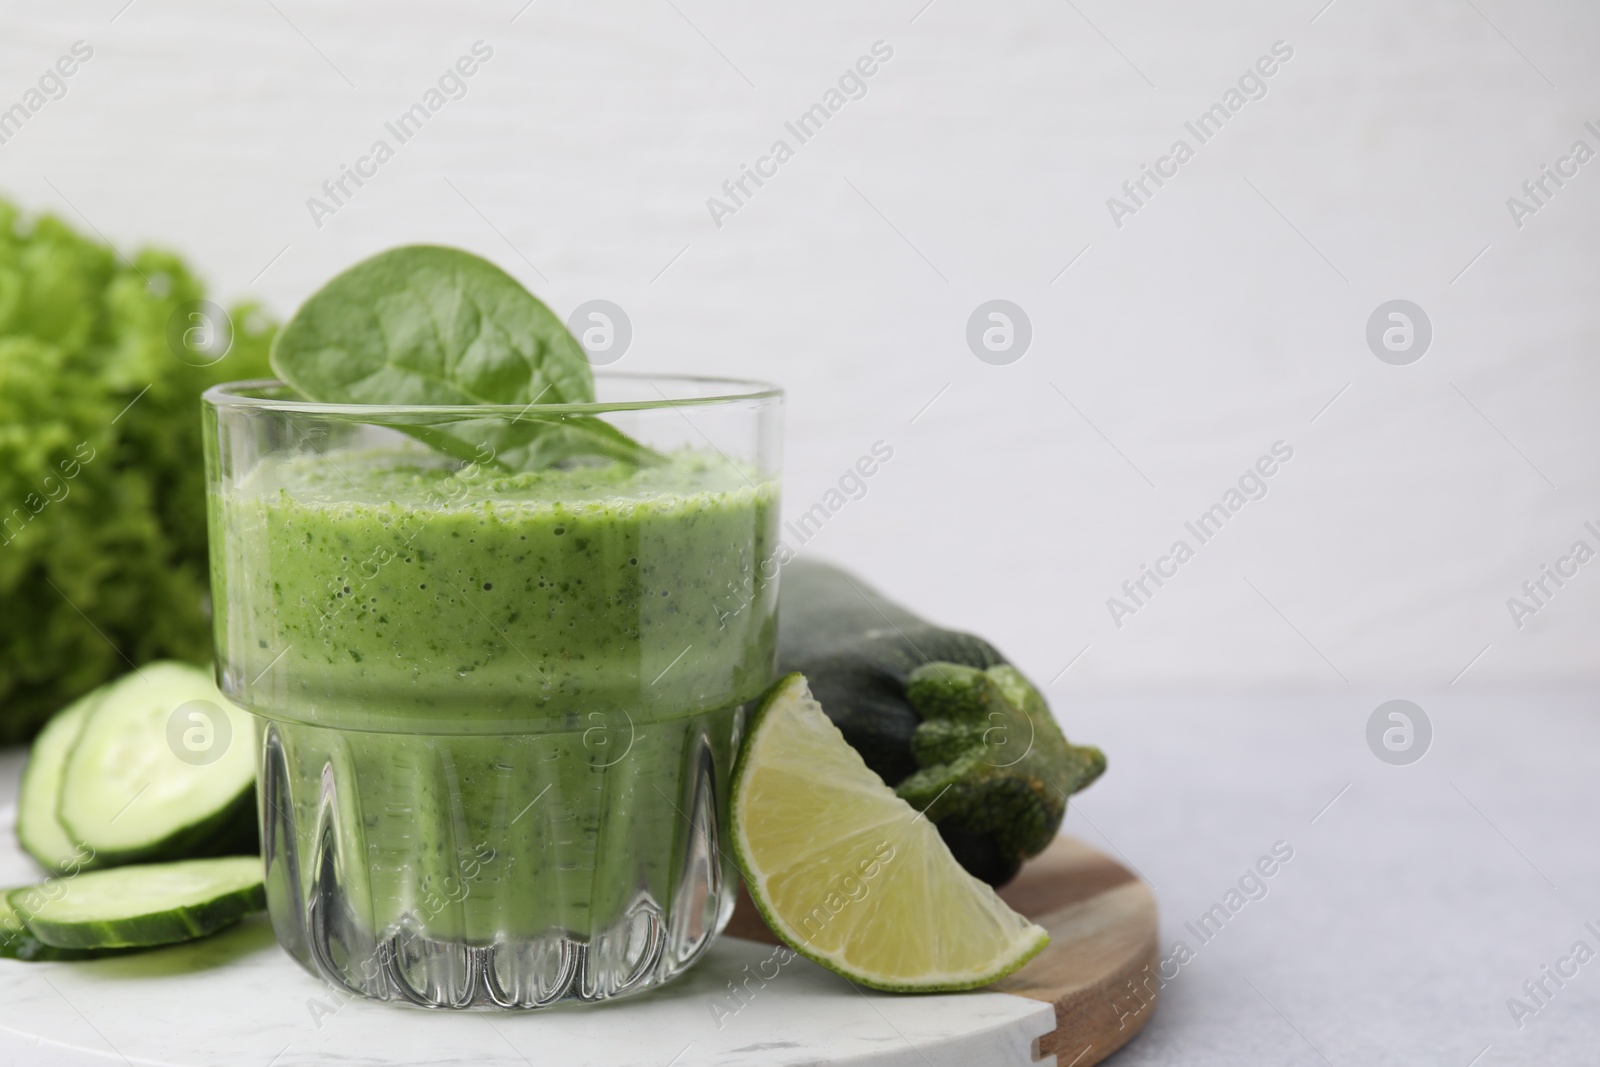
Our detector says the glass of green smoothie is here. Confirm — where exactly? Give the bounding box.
[203,374,781,1008]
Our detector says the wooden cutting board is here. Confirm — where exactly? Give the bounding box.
[725,834,1161,1065]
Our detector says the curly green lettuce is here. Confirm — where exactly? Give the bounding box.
[0,199,274,741]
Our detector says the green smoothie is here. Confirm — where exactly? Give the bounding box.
[212,446,777,964]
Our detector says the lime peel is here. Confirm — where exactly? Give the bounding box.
[732,672,1049,992]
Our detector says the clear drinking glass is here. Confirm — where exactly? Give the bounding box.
[202,374,782,1008]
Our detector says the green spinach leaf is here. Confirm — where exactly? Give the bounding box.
[269,245,652,468]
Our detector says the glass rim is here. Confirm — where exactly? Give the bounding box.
[203,372,783,417]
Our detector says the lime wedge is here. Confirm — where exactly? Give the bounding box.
[732,672,1049,991]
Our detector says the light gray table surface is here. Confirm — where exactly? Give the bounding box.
[2,689,1592,1066]
[1052,689,1598,1067]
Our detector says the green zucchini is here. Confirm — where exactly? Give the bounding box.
[8,857,266,950]
[778,559,1106,886]
[16,690,101,873]
[57,662,257,865]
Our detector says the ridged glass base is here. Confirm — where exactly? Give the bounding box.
[255,706,739,1009]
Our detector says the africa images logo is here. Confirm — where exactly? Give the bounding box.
[705,41,895,229]
[1106,441,1294,628]
[1105,40,1294,229]
[305,42,495,228]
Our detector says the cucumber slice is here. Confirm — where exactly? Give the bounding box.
[17,691,101,873]
[0,886,99,960]
[58,662,257,865]
[8,857,265,950]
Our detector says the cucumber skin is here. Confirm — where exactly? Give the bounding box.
[0,891,101,961]
[778,560,1074,886]
[0,930,104,961]
[16,693,101,875]
[9,881,266,950]
[53,662,260,866]
[777,560,1004,786]
[5,942,83,961]
[56,783,259,868]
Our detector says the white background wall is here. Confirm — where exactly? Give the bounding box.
[3,0,1596,694]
